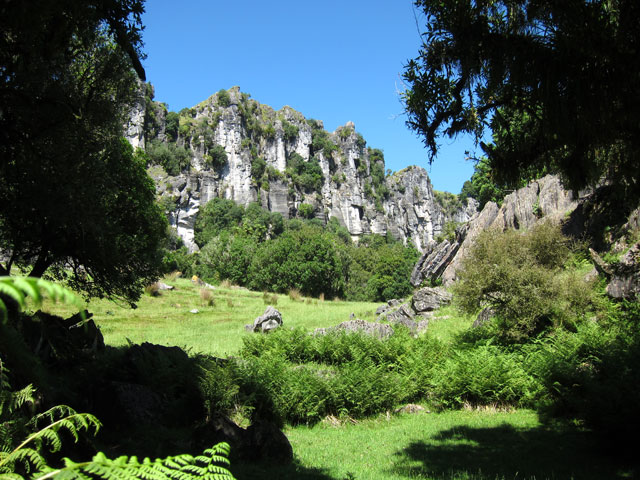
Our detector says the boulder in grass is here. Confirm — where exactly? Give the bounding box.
[246,306,283,333]
[412,287,452,313]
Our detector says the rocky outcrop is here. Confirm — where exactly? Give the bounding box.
[412,175,579,286]
[132,87,476,252]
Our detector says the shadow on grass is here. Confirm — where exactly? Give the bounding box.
[390,422,638,480]
[231,457,338,480]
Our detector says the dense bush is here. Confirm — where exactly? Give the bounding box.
[248,225,345,298]
[452,222,599,342]
[147,140,191,176]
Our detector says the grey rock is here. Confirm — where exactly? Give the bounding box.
[156,282,174,291]
[412,287,452,312]
[190,309,199,314]
[314,319,394,339]
[250,306,283,333]
[394,404,426,414]
[606,243,640,299]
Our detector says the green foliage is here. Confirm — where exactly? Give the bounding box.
[194,199,245,247]
[205,145,228,171]
[147,140,191,176]
[526,301,640,447]
[249,224,345,298]
[281,121,298,142]
[433,190,462,217]
[431,344,539,409]
[453,223,599,342]
[216,89,231,108]
[297,203,315,220]
[435,221,459,244]
[403,0,640,192]
[250,157,266,184]
[459,157,511,209]
[0,277,85,323]
[310,128,338,159]
[0,2,167,304]
[285,153,324,192]
[345,236,419,302]
[164,112,180,142]
[231,328,446,424]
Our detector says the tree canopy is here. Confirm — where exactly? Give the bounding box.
[0,0,167,305]
[403,0,640,192]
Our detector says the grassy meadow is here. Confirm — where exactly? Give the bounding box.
[41,276,638,480]
[44,276,382,356]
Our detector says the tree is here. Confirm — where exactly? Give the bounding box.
[403,0,640,192]
[0,0,167,305]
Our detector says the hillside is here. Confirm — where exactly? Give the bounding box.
[126,85,477,252]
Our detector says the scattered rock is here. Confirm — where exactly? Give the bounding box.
[412,287,452,312]
[314,319,394,339]
[394,404,426,414]
[247,306,283,333]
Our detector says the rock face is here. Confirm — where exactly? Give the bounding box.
[412,175,579,286]
[128,86,476,252]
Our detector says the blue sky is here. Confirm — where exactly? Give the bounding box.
[141,0,480,193]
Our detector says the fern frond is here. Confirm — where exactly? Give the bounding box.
[0,276,85,323]
[15,411,101,457]
[32,443,236,480]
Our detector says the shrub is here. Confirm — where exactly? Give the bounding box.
[527,302,640,450]
[298,203,314,219]
[452,223,597,342]
[205,144,228,170]
[217,89,231,107]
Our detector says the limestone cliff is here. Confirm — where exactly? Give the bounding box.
[128,86,476,251]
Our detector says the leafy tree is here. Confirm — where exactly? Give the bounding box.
[403,0,640,192]
[193,198,245,247]
[249,225,345,298]
[0,0,167,305]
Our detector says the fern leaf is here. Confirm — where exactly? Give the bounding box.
[0,276,86,324]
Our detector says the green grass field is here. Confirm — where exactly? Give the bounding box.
[42,277,637,480]
[44,277,382,356]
